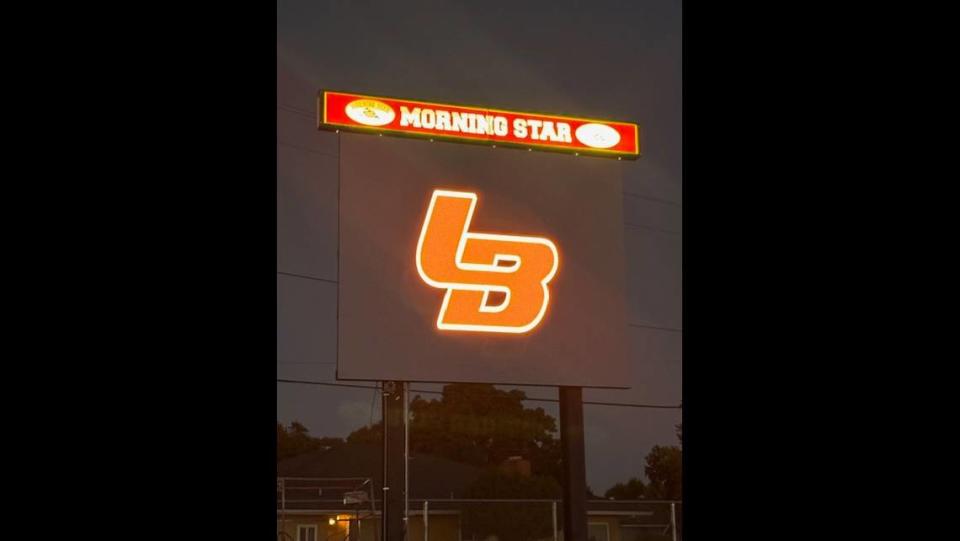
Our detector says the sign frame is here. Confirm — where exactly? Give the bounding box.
[317,89,641,160]
[333,132,630,389]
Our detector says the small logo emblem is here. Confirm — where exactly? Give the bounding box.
[574,123,621,149]
[345,99,396,127]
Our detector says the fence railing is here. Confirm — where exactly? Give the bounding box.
[278,477,681,541]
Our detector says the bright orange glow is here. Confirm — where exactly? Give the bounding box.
[416,190,559,334]
[320,90,641,159]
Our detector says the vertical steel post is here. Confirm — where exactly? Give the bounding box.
[671,502,678,541]
[366,479,377,514]
[280,478,286,538]
[560,386,588,541]
[552,500,558,541]
[405,382,410,528]
[383,381,406,540]
[423,500,429,541]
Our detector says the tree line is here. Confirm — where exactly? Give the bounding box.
[278,383,681,501]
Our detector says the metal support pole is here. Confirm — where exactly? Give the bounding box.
[559,386,588,541]
[280,478,286,538]
[383,381,406,540]
[405,382,410,528]
[670,502,678,541]
[423,500,429,541]
[364,479,377,532]
[552,500,558,541]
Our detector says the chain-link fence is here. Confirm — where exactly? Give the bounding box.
[278,478,680,541]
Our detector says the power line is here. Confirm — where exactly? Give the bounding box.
[276,272,681,334]
[628,323,683,333]
[277,141,338,159]
[623,192,682,208]
[277,279,682,335]
[274,109,683,213]
[369,382,380,426]
[274,287,682,333]
[624,222,682,235]
[277,104,315,119]
[277,378,377,391]
[277,270,338,285]
[277,378,681,409]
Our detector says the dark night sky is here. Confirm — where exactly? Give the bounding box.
[277,0,681,493]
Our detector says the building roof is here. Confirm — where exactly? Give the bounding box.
[278,444,679,525]
[278,443,481,500]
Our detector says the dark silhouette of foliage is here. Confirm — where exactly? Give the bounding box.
[604,425,682,501]
[347,383,562,479]
[277,421,344,461]
[644,445,682,500]
[604,477,646,500]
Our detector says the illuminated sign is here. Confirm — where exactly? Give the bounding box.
[417,189,559,334]
[336,133,629,388]
[319,90,640,159]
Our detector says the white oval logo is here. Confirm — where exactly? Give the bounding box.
[344,99,395,127]
[574,123,621,149]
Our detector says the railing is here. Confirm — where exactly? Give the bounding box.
[277,477,377,541]
[278,477,681,541]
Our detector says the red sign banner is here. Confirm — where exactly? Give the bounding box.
[319,90,640,159]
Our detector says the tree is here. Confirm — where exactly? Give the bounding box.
[604,477,646,500]
[344,384,567,540]
[277,421,344,461]
[604,427,682,501]
[644,445,682,500]
[463,469,561,541]
[347,383,563,479]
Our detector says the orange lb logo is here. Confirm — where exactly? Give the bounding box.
[416,190,559,334]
